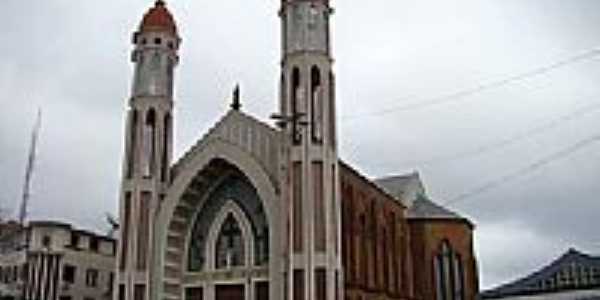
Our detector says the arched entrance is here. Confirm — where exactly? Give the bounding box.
[158,155,277,300]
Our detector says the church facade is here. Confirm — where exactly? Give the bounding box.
[115,1,479,300]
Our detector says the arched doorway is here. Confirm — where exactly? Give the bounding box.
[162,158,271,300]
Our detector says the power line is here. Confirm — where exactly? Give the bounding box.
[397,100,600,167]
[445,133,600,206]
[341,47,600,121]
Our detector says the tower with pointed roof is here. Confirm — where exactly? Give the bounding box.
[117,1,180,299]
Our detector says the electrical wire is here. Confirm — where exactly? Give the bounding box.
[396,100,600,167]
[445,133,600,206]
[341,48,600,121]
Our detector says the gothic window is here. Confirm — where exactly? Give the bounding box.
[161,114,171,182]
[188,172,269,272]
[434,241,464,300]
[142,109,156,178]
[215,214,245,269]
[166,57,174,96]
[127,110,138,178]
[291,67,302,145]
[328,71,336,147]
[311,66,323,143]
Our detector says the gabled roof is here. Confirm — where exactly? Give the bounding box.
[375,172,425,207]
[375,173,469,223]
[481,249,600,299]
[407,194,464,220]
[171,109,281,188]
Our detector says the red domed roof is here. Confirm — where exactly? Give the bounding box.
[139,0,177,35]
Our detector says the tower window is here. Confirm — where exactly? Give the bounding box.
[154,38,162,45]
[291,67,302,145]
[142,109,156,178]
[161,114,171,182]
[310,66,323,143]
[127,110,138,178]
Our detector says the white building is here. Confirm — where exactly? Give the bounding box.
[0,221,116,300]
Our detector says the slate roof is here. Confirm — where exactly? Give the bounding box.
[375,173,421,198]
[376,173,468,222]
[407,195,464,220]
[480,249,600,299]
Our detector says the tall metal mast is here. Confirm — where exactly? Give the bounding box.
[18,109,42,226]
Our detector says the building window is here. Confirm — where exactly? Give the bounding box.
[434,241,464,300]
[86,268,99,287]
[161,114,171,182]
[60,296,72,300]
[310,65,323,143]
[185,287,203,300]
[70,233,80,249]
[90,237,99,252]
[315,268,327,300]
[134,284,146,300]
[63,265,76,284]
[127,110,138,178]
[293,269,305,300]
[42,235,51,248]
[119,284,126,300]
[215,214,245,269]
[108,272,114,293]
[291,67,302,145]
[142,109,157,178]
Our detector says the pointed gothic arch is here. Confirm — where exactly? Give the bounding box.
[153,138,281,300]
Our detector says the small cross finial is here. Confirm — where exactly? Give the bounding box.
[231,84,241,111]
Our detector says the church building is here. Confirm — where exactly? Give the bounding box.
[115,1,479,300]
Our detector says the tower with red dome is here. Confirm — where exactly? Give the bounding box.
[117,1,180,300]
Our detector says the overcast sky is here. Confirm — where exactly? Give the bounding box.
[1,0,599,290]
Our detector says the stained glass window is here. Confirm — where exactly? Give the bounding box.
[215,214,245,269]
[187,173,269,272]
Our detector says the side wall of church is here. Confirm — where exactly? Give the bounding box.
[339,163,414,300]
[408,220,479,300]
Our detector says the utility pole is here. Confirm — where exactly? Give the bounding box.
[19,109,42,226]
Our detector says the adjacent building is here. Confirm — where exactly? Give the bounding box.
[480,249,600,300]
[0,221,116,300]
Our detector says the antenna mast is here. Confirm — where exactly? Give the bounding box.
[19,109,42,226]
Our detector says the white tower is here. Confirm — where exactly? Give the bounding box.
[279,0,342,299]
[117,1,180,299]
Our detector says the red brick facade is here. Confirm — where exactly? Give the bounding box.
[339,163,478,300]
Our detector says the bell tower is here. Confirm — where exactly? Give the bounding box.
[117,1,180,299]
[279,0,342,299]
